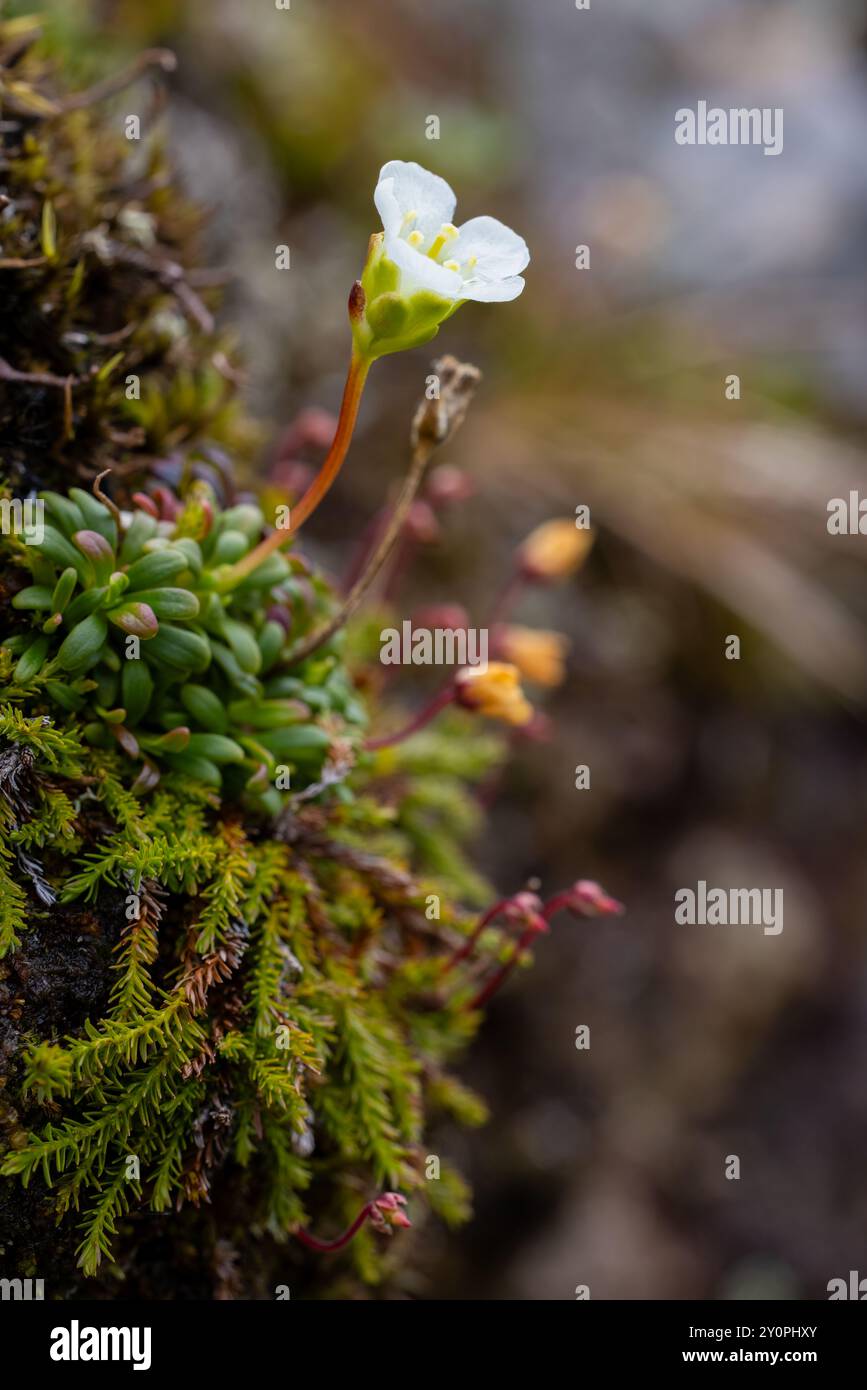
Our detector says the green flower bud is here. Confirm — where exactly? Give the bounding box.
[104,572,130,605]
[352,233,459,362]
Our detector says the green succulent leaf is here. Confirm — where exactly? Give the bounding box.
[55,613,109,673]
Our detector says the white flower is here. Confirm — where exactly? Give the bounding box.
[373,160,529,304]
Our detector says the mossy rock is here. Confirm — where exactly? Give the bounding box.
[0,28,505,1298]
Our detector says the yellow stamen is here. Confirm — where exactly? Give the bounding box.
[407,229,425,248]
[401,209,419,228]
[427,222,459,260]
[465,254,478,270]
[443,259,460,273]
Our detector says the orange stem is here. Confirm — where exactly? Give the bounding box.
[223,352,370,586]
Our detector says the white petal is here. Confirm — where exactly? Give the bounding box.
[460,274,526,303]
[384,233,464,300]
[375,160,456,241]
[452,216,530,279]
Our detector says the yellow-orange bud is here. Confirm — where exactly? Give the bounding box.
[519,519,594,582]
[497,625,569,687]
[454,662,533,727]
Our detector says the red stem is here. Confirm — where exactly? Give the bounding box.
[293,1202,375,1253]
[542,891,572,921]
[467,914,547,1010]
[222,353,369,585]
[364,683,456,751]
[443,898,513,975]
[487,570,524,627]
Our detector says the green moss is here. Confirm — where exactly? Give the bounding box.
[0,29,512,1293]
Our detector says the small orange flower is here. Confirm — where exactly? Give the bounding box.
[519,518,594,581]
[497,625,569,687]
[454,662,533,726]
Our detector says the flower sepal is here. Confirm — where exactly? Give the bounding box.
[353,232,461,362]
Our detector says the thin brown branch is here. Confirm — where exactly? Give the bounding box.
[287,355,481,664]
[55,49,177,114]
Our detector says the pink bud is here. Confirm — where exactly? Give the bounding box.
[152,485,181,521]
[425,465,475,507]
[271,460,315,498]
[567,880,624,918]
[132,492,160,518]
[503,891,544,922]
[405,500,440,544]
[265,603,293,632]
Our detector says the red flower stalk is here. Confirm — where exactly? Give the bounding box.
[364,683,456,751]
[293,1193,410,1253]
[467,911,549,1010]
[463,880,623,1010]
[443,890,543,975]
[223,339,370,586]
[543,879,624,922]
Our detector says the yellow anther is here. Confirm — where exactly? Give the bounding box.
[443,259,460,273]
[465,254,478,270]
[427,222,459,260]
[407,229,425,248]
[401,209,419,228]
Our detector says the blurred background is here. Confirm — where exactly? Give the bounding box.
[21,0,867,1298]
